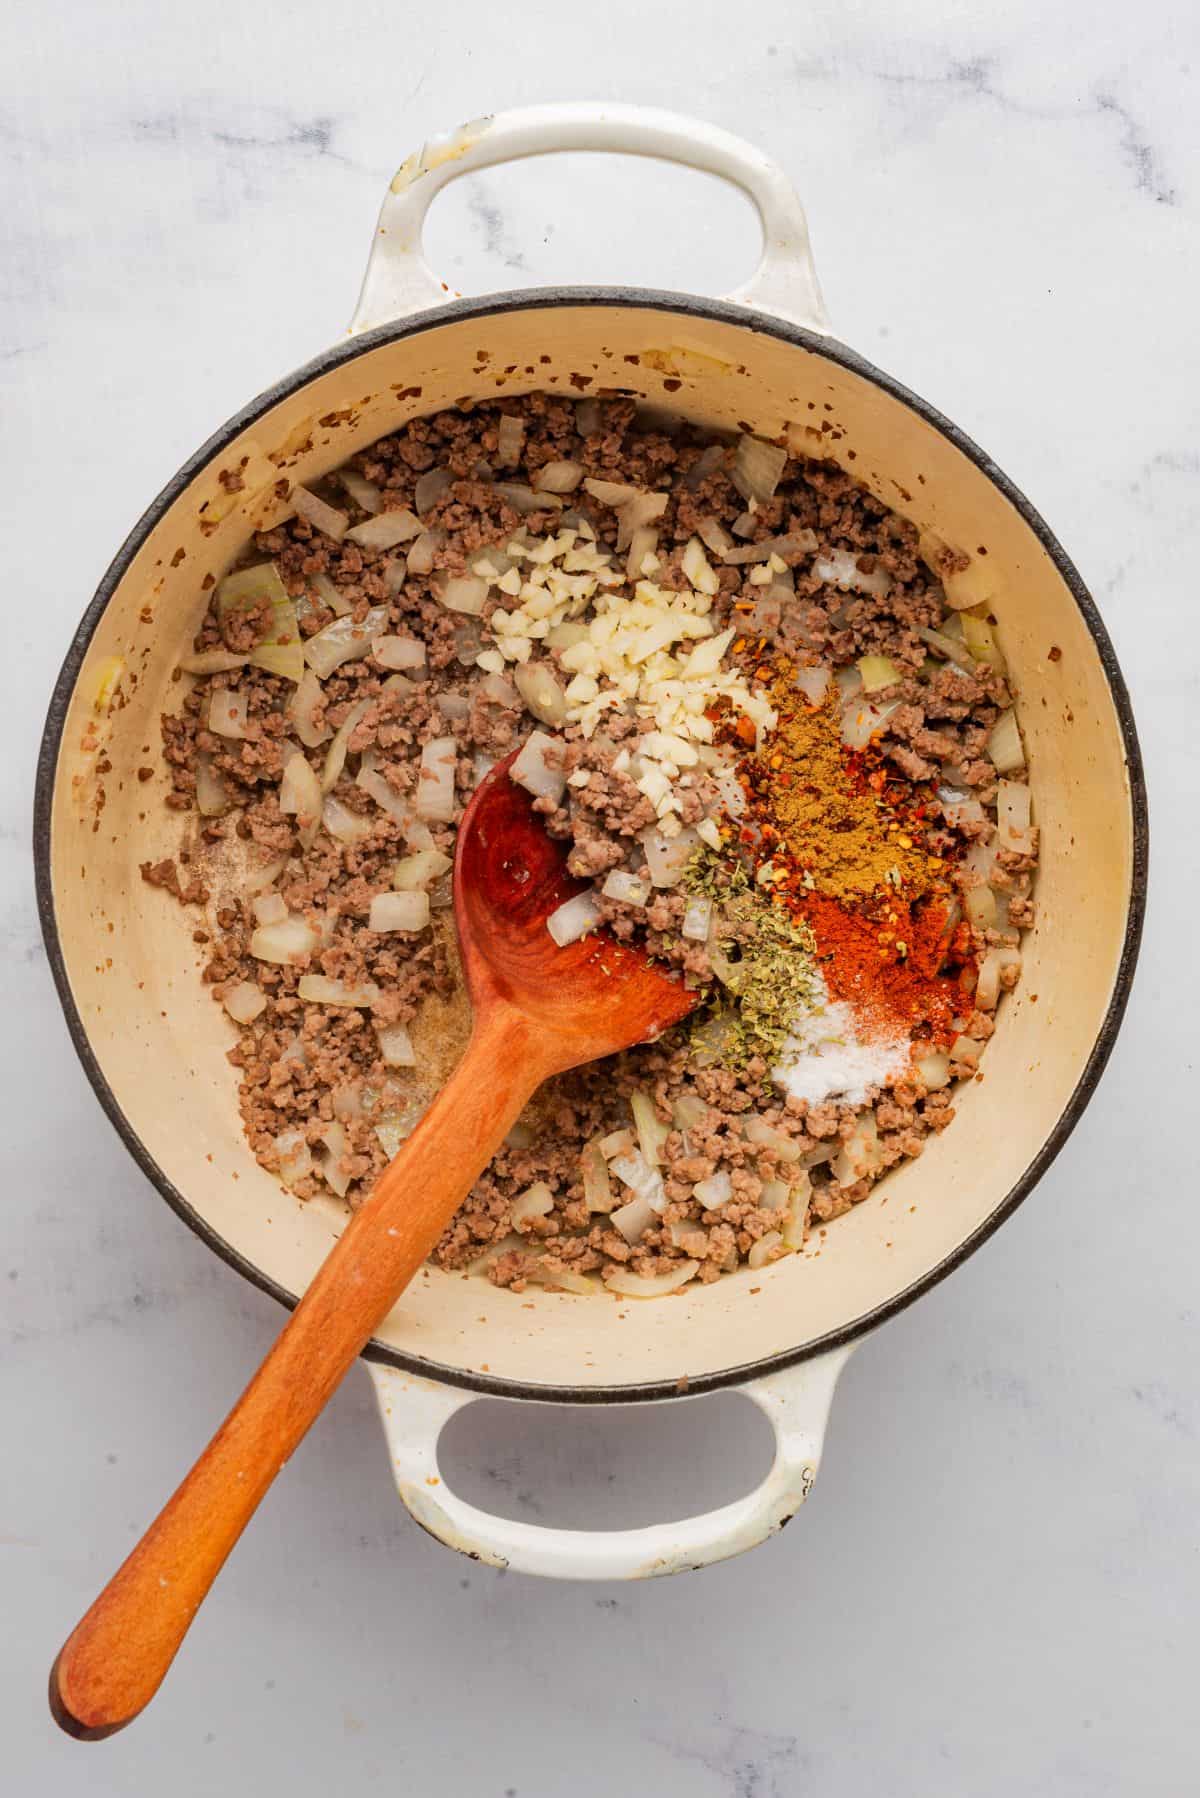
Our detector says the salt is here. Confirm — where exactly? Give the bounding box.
[773,997,909,1109]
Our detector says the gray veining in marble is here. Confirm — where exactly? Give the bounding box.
[3,1,1197,1792]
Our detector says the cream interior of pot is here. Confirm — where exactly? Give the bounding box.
[47,302,1137,1391]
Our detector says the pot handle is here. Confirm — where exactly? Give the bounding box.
[367,1345,851,1580]
[350,102,829,336]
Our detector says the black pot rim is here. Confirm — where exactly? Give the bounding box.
[34,286,1149,1406]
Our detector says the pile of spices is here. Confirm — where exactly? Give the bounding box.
[746,677,935,905]
[694,671,976,1091]
[682,850,821,1072]
[737,678,974,1052]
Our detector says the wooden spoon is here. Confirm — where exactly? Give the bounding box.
[50,752,695,1739]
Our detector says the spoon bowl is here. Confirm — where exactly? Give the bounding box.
[456,750,697,1064]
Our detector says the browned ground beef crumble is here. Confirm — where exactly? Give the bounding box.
[146,394,1036,1294]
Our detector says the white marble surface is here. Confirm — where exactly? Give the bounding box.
[3,2,1197,1791]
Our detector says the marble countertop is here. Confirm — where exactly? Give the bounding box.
[4,2,1196,1792]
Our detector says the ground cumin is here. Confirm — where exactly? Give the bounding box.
[746,684,936,905]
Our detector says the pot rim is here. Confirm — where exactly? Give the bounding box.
[34,286,1149,1405]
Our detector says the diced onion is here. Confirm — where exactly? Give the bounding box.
[376,1022,416,1067]
[939,791,986,828]
[834,1113,883,1187]
[525,1263,599,1296]
[296,974,380,1007]
[309,572,353,617]
[748,1231,785,1271]
[496,414,525,467]
[814,549,890,596]
[964,883,998,929]
[640,824,699,888]
[609,1193,658,1246]
[916,1052,951,1091]
[304,606,389,679]
[697,515,734,556]
[997,780,1034,853]
[606,1261,699,1298]
[615,491,668,550]
[630,1093,670,1168]
[759,1181,790,1213]
[253,892,287,926]
[375,1106,426,1159]
[452,618,484,665]
[987,708,1024,773]
[581,1140,614,1213]
[345,508,422,549]
[406,528,443,574]
[575,398,603,436]
[436,691,470,722]
[223,980,266,1024]
[781,1172,812,1250]
[547,890,602,947]
[668,1219,709,1251]
[434,574,488,616]
[915,624,976,671]
[180,648,248,675]
[857,655,902,693]
[208,687,248,739]
[602,870,651,907]
[625,523,658,579]
[318,1120,352,1198]
[368,891,430,934]
[321,698,371,794]
[962,611,1006,671]
[512,1182,555,1226]
[416,736,458,823]
[288,669,331,748]
[250,914,320,964]
[583,476,640,506]
[415,468,452,514]
[322,794,373,844]
[275,1128,313,1189]
[722,530,816,566]
[244,854,287,895]
[682,896,712,941]
[334,468,383,513]
[743,1117,804,1163]
[610,1149,665,1210]
[511,730,566,804]
[514,660,568,726]
[216,563,304,683]
[841,698,901,749]
[600,1129,635,1159]
[694,1169,732,1209]
[794,663,831,705]
[279,749,322,847]
[976,945,1022,1011]
[672,1092,708,1132]
[291,485,348,541]
[394,848,451,890]
[731,435,787,504]
[685,444,726,489]
[533,459,583,493]
[494,482,563,514]
[950,1034,985,1073]
[330,1083,362,1121]
[374,636,427,671]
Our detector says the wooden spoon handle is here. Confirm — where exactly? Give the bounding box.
[50,1004,542,1739]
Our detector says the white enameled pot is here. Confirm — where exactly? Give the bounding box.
[36,104,1146,1581]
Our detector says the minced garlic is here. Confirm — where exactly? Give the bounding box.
[472,511,775,829]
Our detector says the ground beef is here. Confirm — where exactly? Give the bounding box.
[144,394,1036,1290]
